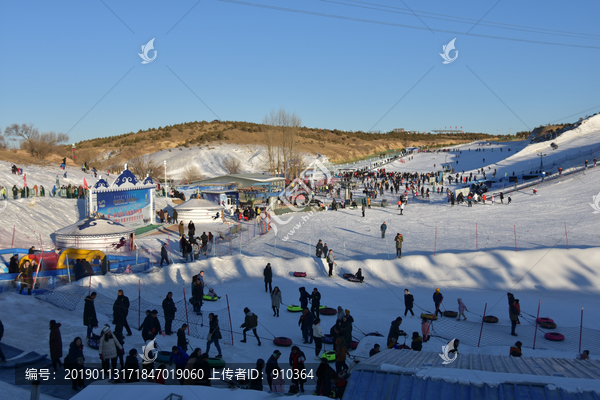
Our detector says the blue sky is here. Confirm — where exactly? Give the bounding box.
[1,0,599,143]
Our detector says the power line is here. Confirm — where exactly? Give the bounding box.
[341,0,600,40]
[215,0,600,49]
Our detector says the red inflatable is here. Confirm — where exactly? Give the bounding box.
[536,317,554,324]
[349,341,359,350]
[293,272,307,277]
[273,337,293,347]
[544,332,565,341]
[320,307,337,316]
[483,316,499,323]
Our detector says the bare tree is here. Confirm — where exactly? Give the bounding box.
[0,128,6,150]
[182,165,204,183]
[4,123,69,159]
[223,156,243,174]
[123,148,158,180]
[262,108,302,179]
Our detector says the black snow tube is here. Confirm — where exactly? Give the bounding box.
[273,337,293,347]
[539,321,557,329]
[365,332,384,337]
[443,311,458,318]
[544,332,565,341]
[483,316,499,323]
[320,307,337,316]
[342,274,363,283]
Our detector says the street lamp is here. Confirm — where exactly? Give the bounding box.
[539,153,546,170]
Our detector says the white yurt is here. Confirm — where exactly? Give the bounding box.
[54,217,135,250]
[173,198,222,223]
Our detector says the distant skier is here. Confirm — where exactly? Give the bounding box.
[380,222,387,239]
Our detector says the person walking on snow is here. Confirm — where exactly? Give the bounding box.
[316,240,323,258]
[380,222,387,239]
[271,287,282,317]
[83,292,98,339]
[49,320,63,371]
[326,250,335,277]
[394,233,403,258]
[362,203,365,217]
[404,289,414,316]
[162,292,177,335]
[312,318,324,358]
[263,263,273,293]
[299,287,310,310]
[299,308,314,344]
[509,299,519,336]
[310,288,321,318]
[400,201,405,215]
[160,243,170,267]
[433,288,443,317]
[457,298,468,321]
[240,307,261,345]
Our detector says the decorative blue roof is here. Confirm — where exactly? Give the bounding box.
[93,178,109,189]
[113,168,140,187]
[143,176,155,185]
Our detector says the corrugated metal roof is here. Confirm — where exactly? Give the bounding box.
[342,370,600,400]
[362,350,600,380]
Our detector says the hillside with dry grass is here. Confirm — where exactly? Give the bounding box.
[75,120,494,165]
[0,120,498,172]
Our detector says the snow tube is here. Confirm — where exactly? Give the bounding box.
[322,334,334,344]
[273,337,293,347]
[320,351,336,362]
[536,317,554,324]
[544,332,565,341]
[349,341,359,350]
[392,343,411,350]
[293,272,307,277]
[87,333,101,350]
[208,357,227,368]
[420,313,438,321]
[287,305,304,312]
[203,295,219,302]
[443,311,458,318]
[156,351,171,364]
[342,274,363,283]
[365,332,384,337]
[483,316,499,323]
[539,321,557,329]
[320,307,337,316]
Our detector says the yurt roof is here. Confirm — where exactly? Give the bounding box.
[174,198,221,210]
[54,218,134,236]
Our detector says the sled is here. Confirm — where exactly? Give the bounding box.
[443,311,458,318]
[293,272,307,277]
[342,273,363,283]
[286,304,326,313]
[483,316,499,323]
[208,357,227,368]
[156,351,171,364]
[320,351,336,362]
[203,295,219,302]
[320,307,337,316]
[87,333,101,350]
[544,332,565,341]
[273,337,293,347]
[420,313,438,321]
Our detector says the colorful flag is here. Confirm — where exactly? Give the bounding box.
[83,178,88,190]
[24,173,27,187]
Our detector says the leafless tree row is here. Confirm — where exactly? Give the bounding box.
[3,123,69,159]
[262,108,305,180]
